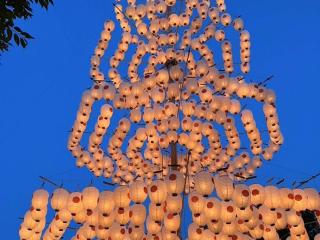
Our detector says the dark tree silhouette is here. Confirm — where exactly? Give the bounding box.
[0,0,53,53]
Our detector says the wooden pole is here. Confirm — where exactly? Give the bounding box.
[170,142,178,170]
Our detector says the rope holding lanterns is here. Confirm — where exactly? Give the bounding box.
[20,180,320,239]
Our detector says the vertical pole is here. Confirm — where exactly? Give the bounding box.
[170,142,178,170]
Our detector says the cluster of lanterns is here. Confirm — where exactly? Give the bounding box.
[67,0,283,185]
[20,174,320,239]
[19,0,320,239]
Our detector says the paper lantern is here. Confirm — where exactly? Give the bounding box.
[73,209,87,224]
[286,210,302,226]
[98,211,115,228]
[304,188,320,210]
[67,192,83,215]
[220,201,236,223]
[98,191,115,214]
[192,212,208,227]
[207,219,223,234]
[165,170,185,195]
[263,225,279,240]
[221,221,237,235]
[128,224,144,240]
[30,205,47,221]
[96,225,110,239]
[146,217,161,235]
[130,204,146,226]
[249,224,264,239]
[23,211,38,230]
[214,175,234,201]
[264,186,281,210]
[109,223,126,240]
[164,212,180,232]
[188,192,205,214]
[82,187,99,210]
[166,194,182,213]
[232,184,250,209]
[275,209,287,230]
[19,225,34,239]
[148,180,167,204]
[115,206,130,225]
[129,180,148,203]
[114,186,131,208]
[279,188,295,210]
[236,205,253,221]
[250,184,265,206]
[258,205,277,226]
[51,188,69,211]
[149,202,165,222]
[31,189,49,210]
[53,211,70,227]
[188,223,203,240]
[194,171,214,196]
[292,189,307,212]
[203,197,221,220]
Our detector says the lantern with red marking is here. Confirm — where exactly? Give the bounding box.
[292,189,307,212]
[165,170,185,195]
[164,212,180,232]
[263,225,279,240]
[115,206,130,225]
[274,209,287,230]
[148,180,167,204]
[67,192,83,215]
[279,188,294,210]
[232,184,251,209]
[220,201,236,223]
[249,184,265,206]
[109,222,127,240]
[203,197,221,220]
[188,223,203,240]
[129,180,148,203]
[188,191,205,214]
[258,205,277,226]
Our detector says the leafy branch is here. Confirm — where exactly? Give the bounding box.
[0,0,53,54]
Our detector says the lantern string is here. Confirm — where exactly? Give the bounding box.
[179,150,191,238]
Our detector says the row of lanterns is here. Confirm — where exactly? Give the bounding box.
[20,174,320,239]
[68,84,282,184]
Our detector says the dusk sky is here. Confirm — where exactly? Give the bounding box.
[1,0,320,238]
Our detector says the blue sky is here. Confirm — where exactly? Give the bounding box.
[1,0,320,238]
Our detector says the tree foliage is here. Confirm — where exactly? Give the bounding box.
[0,0,53,53]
